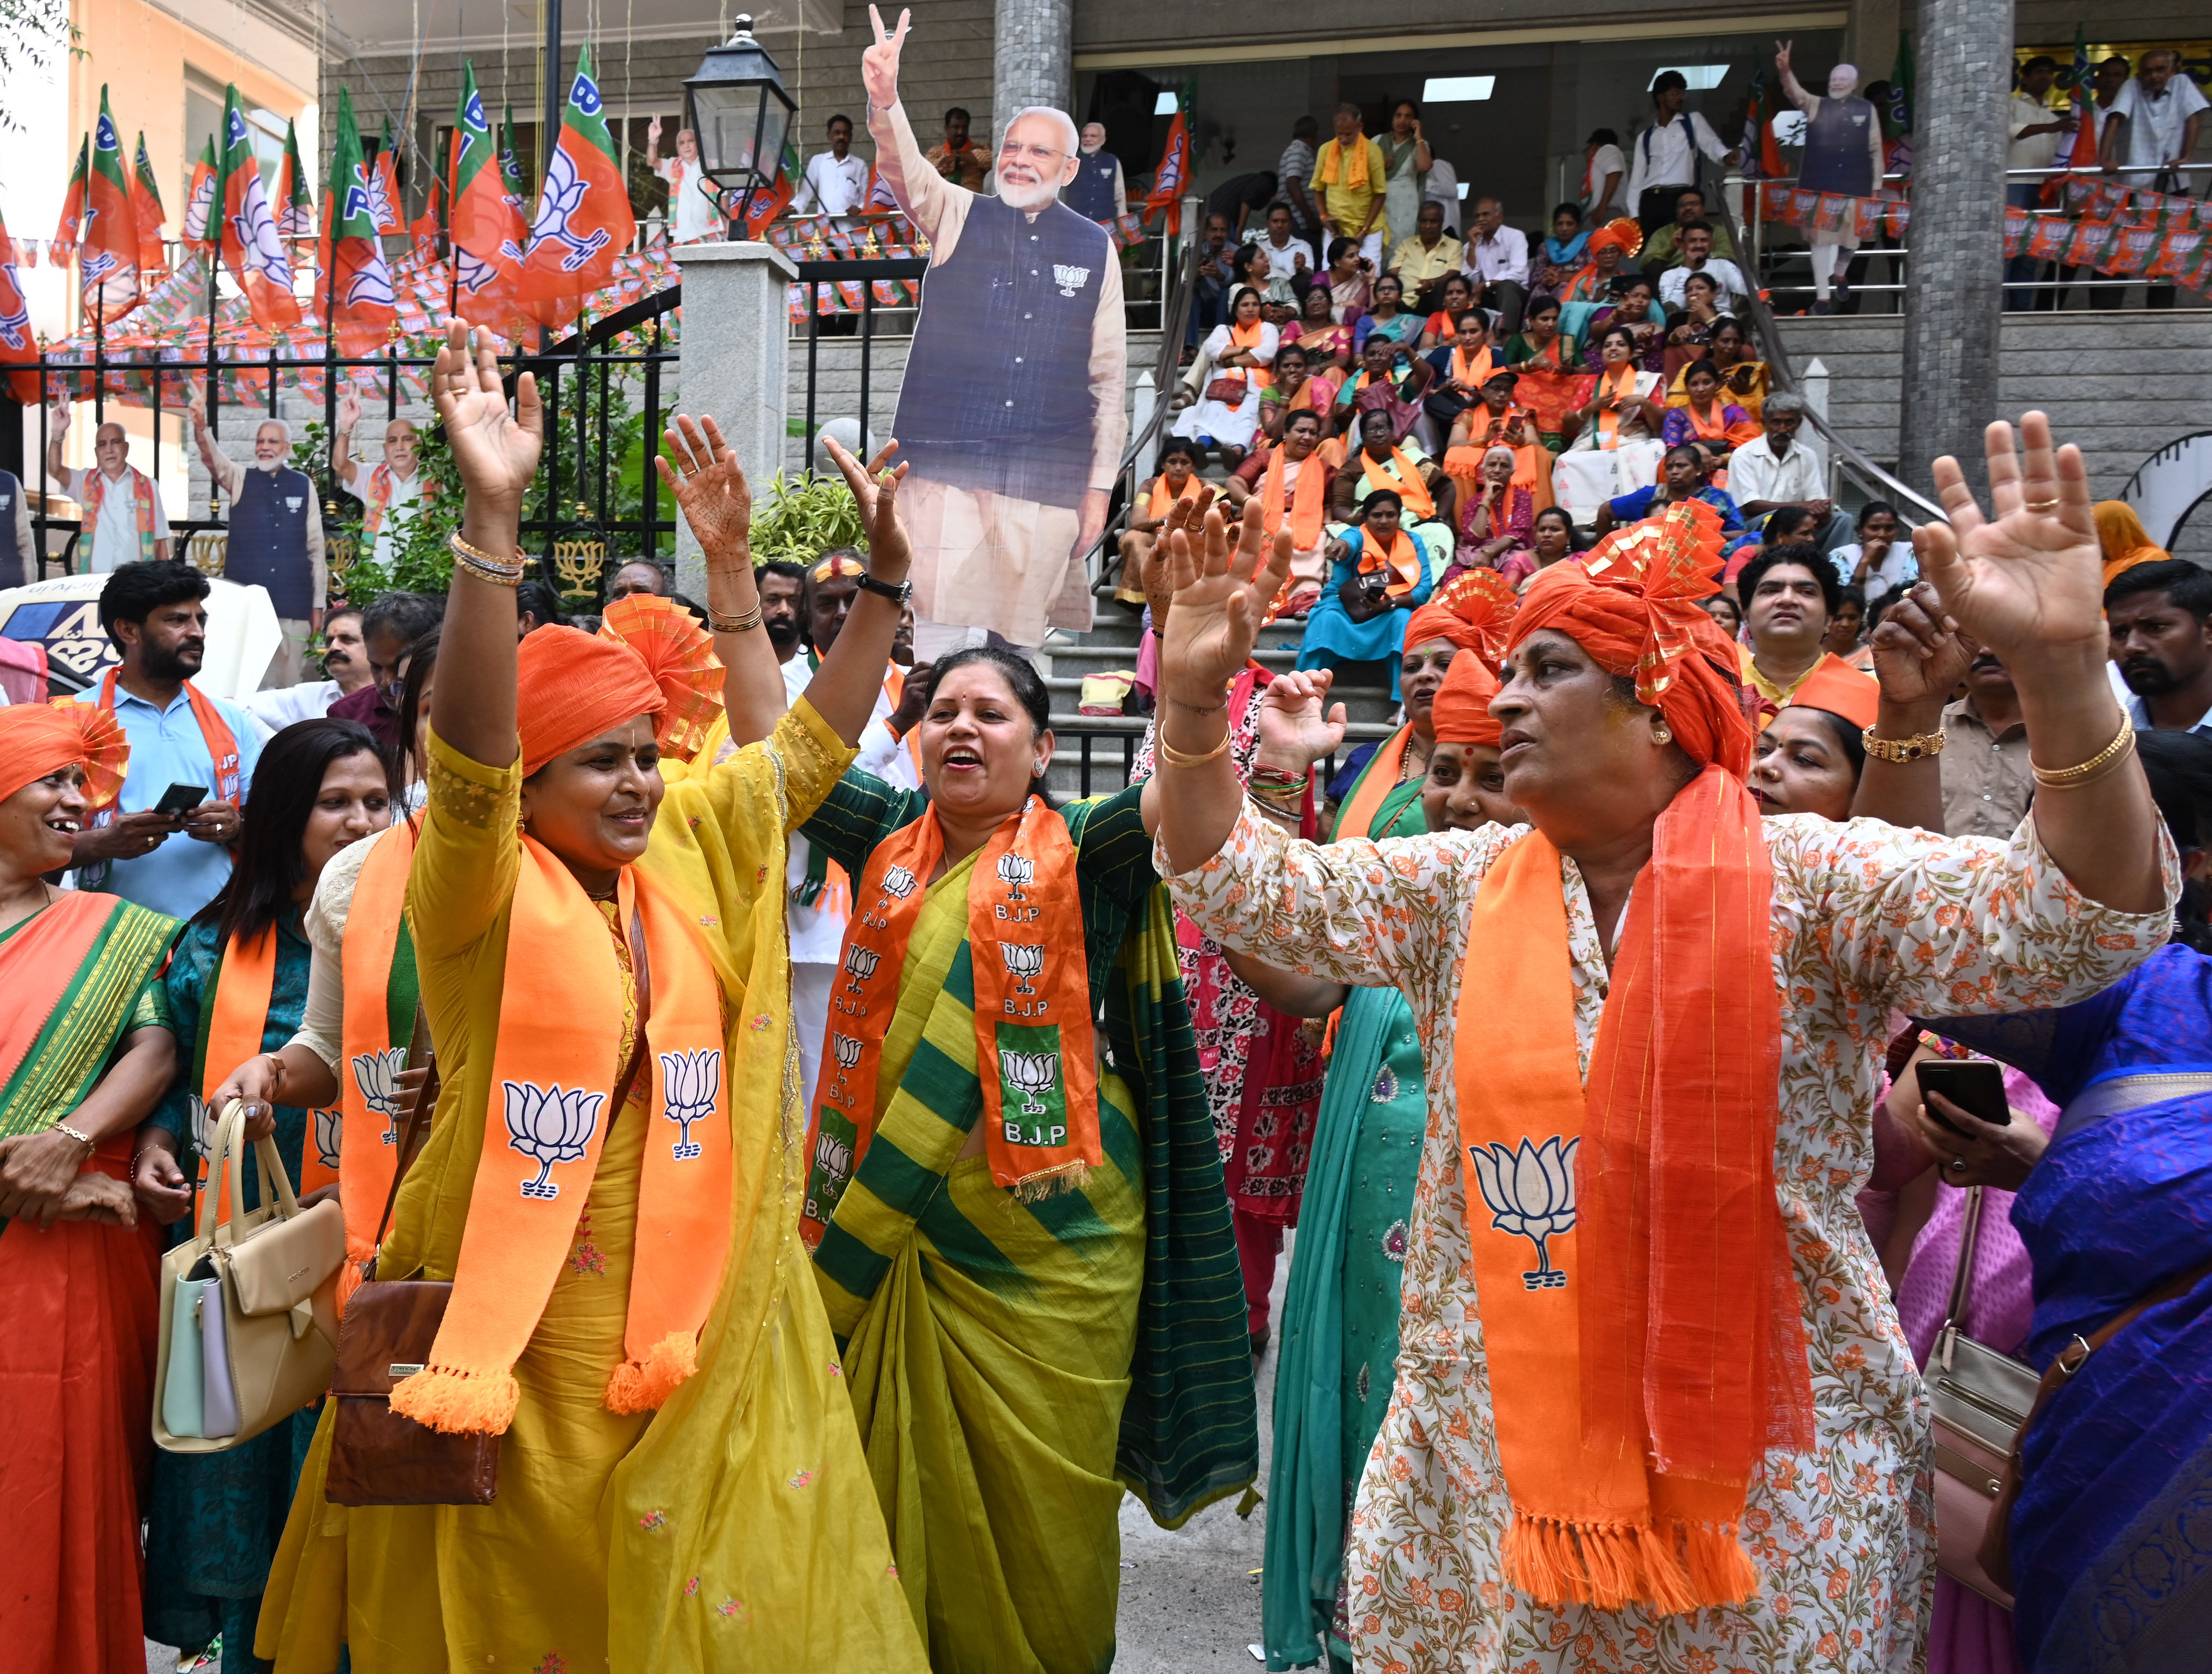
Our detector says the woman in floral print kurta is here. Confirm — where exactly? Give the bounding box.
[1140,417,2177,1673]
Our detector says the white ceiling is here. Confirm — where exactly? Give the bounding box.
[319,0,839,56]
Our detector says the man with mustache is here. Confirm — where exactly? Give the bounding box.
[862,5,1125,657]
[2109,559,2212,737]
[187,389,326,687]
[1936,643,2031,837]
[242,604,372,731]
[46,401,172,569]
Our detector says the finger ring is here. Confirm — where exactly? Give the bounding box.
[2025,498,2060,513]
[1950,1157,1970,1174]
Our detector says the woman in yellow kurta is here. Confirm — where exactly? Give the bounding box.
[257,334,926,1672]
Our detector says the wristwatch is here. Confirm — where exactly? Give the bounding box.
[856,572,913,606]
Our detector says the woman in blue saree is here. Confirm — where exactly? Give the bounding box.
[1916,729,2212,1672]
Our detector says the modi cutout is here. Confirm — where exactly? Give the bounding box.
[863,6,1127,653]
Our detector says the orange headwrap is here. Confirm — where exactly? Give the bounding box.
[597,595,725,763]
[1471,494,1810,1611]
[1418,571,1518,747]
[2094,499,2169,589]
[0,701,131,808]
[1587,217,1644,258]
[515,624,666,776]
[1511,499,1751,776]
[1430,650,1505,746]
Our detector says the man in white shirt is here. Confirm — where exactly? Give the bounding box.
[1244,202,1316,298]
[1725,393,1847,547]
[244,604,371,733]
[796,113,871,217]
[645,115,726,243]
[1656,222,1750,309]
[45,403,172,571]
[2007,56,2072,308]
[2102,49,2207,188]
[1625,71,1739,233]
[1583,127,1627,222]
[1422,155,1463,235]
[331,391,428,571]
[1460,196,1530,333]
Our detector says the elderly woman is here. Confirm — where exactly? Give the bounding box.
[1176,284,1278,470]
[1450,445,1537,579]
[1553,324,1666,525]
[1144,416,2176,1674]
[0,703,179,1674]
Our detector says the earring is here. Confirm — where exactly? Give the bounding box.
[1031,762,1046,775]
[1653,725,1674,746]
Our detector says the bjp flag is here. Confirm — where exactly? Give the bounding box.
[182,139,217,242]
[131,133,169,277]
[83,90,144,323]
[499,104,530,211]
[1143,82,1194,235]
[213,84,302,327]
[276,118,316,240]
[448,62,530,330]
[409,141,446,266]
[52,135,88,260]
[0,208,38,403]
[370,122,405,234]
[319,88,396,356]
[517,45,636,326]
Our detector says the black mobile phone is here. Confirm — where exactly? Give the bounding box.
[152,781,210,816]
[1916,1059,2012,1133]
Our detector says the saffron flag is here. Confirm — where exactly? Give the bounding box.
[83,90,144,323]
[319,87,397,356]
[370,123,405,234]
[499,104,530,211]
[517,45,637,323]
[1143,81,1195,235]
[739,139,798,240]
[214,83,302,327]
[1744,74,1785,179]
[447,62,530,326]
[52,135,89,259]
[410,133,446,265]
[276,118,315,240]
[182,139,217,242]
[132,133,169,276]
[0,208,38,403]
[2061,26,2099,181]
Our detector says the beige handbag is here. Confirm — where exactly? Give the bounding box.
[1925,1185,2038,1607]
[153,1098,347,1453]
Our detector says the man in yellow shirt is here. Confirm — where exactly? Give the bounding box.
[1311,103,1388,266]
[1389,200,1464,311]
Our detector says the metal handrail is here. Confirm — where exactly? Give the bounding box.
[1709,181,1947,526]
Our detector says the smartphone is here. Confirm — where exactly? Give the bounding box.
[1916,1059,2012,1134]
[152,782,209,816]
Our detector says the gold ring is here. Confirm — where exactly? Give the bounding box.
[2025,498,2060,513]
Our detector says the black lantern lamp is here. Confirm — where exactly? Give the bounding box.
[683,13,798,229]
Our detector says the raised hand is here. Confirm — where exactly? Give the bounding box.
[656,414,753,572]
[822,433,911,580]
[1866,581,1972,710]
[337,388,362,431]
[1911,413,2104,671]
[862,6,910,112]
[1254,667,1348,772]
[1159,493,1293,707]
[431,320,542,515]
[49,399,68,435]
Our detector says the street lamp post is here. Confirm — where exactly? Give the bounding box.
[683,14,797,234]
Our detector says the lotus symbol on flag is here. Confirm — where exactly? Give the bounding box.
[1466,1134,1579,1289]
[313,1107,343,1171]
[352,1047,409,1145]
[504,1080,604,1199]
[344,263,396,310]
[832,1032,864,1071]
[0,299,28,352]
[843,944,881,987]
[657,1047,721,1160]
[456,248,503,296]
[1001,1050,1059,1117]
[881,864,917,900]
[996,852,1034,900]
[1001,943,1044,995]
[232,203,291,285]
[528,145,612,272]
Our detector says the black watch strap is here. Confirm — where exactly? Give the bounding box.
[856,572,912,605]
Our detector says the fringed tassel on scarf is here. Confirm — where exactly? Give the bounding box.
[603,1328,701,1413]
[1010,1160,1092,1203]
[389,1364,523,1435]
[1502,1513,1743,1616]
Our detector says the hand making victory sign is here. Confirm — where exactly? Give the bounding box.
[862,6,910,111]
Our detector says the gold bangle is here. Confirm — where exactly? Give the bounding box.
[50,1120,96,1151]
[1861,726,1947,763]
[708,599,765,633]
[448,531,525,587]
[2031,714,2135,788]
[1156,728,1233,769]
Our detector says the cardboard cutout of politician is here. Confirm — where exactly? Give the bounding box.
[863,6,1127,651]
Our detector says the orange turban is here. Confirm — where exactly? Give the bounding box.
[2095,500,2169,589]
[597,595,725,763]
[1587,217,1643,259]
[0,701,130,809]
[515,625,666,776]
[1510,499,1753,778]
[1404,568,1518,660]
[1430,652,1505,747]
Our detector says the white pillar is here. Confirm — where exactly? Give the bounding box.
[669,240,798,599]
[1132,369,1157,482]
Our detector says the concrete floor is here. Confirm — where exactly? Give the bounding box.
[151,1232,1298,1674]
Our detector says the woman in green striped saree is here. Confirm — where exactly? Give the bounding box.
[796,493,1287,1670]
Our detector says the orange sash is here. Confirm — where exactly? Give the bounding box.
[800,799,1100,1236]
[1217,319,1270,397]
[193,928,326,1229]
[1593,363,1640,449]
[1357,526,1424,599]
[1148,473,1201,522]
[1452,341,1495,389]
[1260,446,1328,551]
[1361,444,1434,520]
[336,821,416,1310]
[1334,723,1412,846]
[1453,782,1807,1614]
[80,466,159,562]
[1315,134,1370,190]
[878,665,924,780]
[388,842,732,1435]
[97,668,243,804]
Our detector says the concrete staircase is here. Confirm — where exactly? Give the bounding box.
[1037,571,1405,804]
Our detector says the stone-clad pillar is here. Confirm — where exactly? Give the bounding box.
[669,240,797,599]
[1896,0,2013,500]
[993,0,1073,148]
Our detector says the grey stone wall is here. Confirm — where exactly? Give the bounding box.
[1780,311,2212,562]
